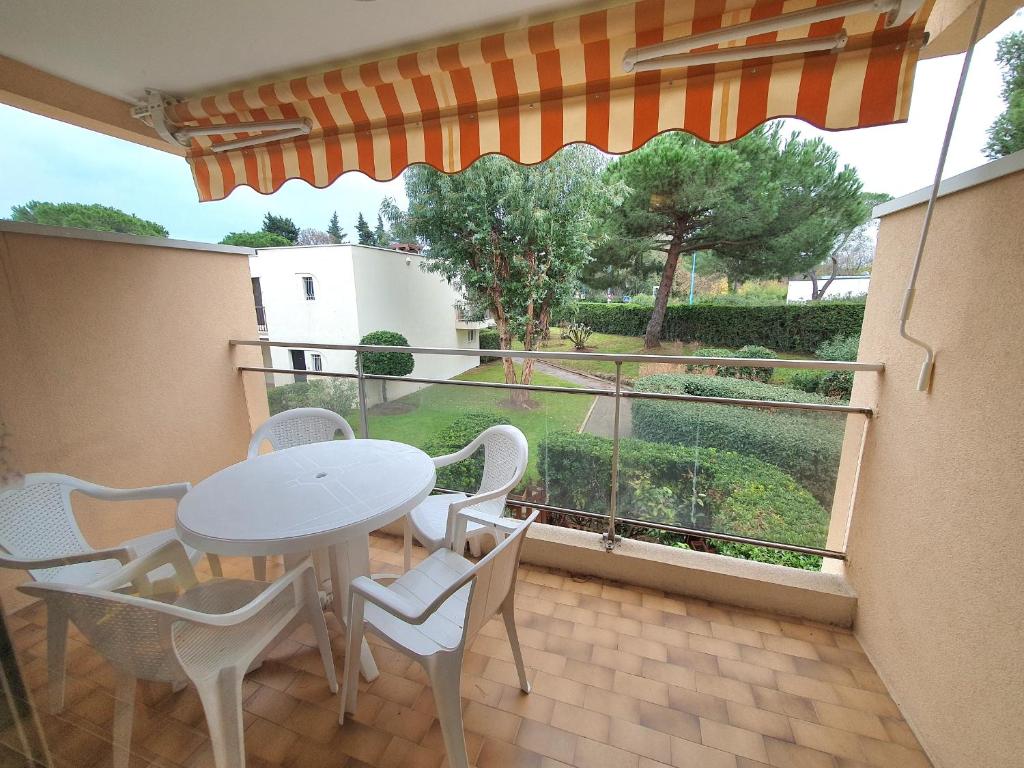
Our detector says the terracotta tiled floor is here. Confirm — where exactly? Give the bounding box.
[3,534,931,768]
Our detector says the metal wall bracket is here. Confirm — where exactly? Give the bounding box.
[131,89,312,153]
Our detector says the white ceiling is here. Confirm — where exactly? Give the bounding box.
[0,0,591,101]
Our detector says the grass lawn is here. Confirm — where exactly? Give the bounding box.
[520,329,813,386]
[362,362,594,482]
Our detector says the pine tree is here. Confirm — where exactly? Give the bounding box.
[373,214,389,247]
[261,213,299,243]
[355,213,374,244]
[327,211,346,243]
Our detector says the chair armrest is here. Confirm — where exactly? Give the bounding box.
[350,575,430,624]
[444,488,513,545]
[456,508,520,534]
[89,539,197,592]
[181,559,316,627]
[431,441,480,469]
[71,479,192,503]
[0,547,134,572]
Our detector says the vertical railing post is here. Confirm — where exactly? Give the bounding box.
[604,360,622,551]
[356,349,369,439]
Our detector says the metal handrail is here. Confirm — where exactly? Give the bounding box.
[230,338,883,373]
[235,339,876,560]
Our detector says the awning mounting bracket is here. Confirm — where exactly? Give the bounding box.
[131,89,311,153]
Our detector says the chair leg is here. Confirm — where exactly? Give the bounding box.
[194,668,246,768]
[207,554,224,578]
[303,571,338,693]
[502,600,530,694]
[403,517,412,572]
[112,671,136,768]
[339,597,364,723]
[426,652,470,768]
[45,608,68,714]
[252,556,267,581]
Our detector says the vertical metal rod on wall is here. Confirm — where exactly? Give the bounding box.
[605,361,623,551]
[356,351,369,438]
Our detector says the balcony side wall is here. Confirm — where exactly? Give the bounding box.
[840,168,1024,768]
[0,227,268,608]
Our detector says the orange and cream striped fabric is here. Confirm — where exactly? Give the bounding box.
[170,0,932,202]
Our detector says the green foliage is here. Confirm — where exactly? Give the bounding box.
[563,322,594,351]
[986,32,1024,159]
[10,201,168,237]
[816,333,860,362]
[788,369,827,394]
[262,213,298,243]
[267,379,358,416]
[631,374,842,507]
[539,431,829,549]
[687,345,776,383]
[355,213,374,245]
[373,214,390,247]
[388,146,614,382]
[358,331,415,376]
[220,231,292,248]
[478,329,501,363]
[715,542,821,570]
[425,412,511,492]
[327,212,347,243]
[561,301,864,354]
[590,124,869,345]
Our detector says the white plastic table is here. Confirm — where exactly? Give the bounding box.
[177,439,435,681]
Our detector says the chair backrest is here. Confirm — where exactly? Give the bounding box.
[19,582,184,683]
[469,426,528,517]
[0,474,92,581]
[248,407,355,458]
[463,509,537,641]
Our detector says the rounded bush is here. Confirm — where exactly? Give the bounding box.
[358,330,415,376]
[631,374,842,507]
[479,328,501,363]
[538,431,829,550]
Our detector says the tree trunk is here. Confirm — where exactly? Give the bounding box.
[812,256,840,300]
[381,380,388,403]
[644,242,682,349]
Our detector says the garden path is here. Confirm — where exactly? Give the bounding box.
[534,361,633,439]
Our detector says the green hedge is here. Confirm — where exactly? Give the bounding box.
[560,301,864,353]
[425,412,511,492]
[539,431,829,548]
[478,328,501,363]
[267,379,358,417]
[686,345,776,383]
[631,375,842,507]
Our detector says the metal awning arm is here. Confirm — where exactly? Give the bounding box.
[131,89,311,153]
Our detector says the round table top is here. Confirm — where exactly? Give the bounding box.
[177,439,435,556]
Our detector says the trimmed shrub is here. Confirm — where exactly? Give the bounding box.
[816,333,860,362]
[687,345,776,383]
[358,330,414,402]
[788,369,827,394]
[479,329,500,363]
[631,374,842,507]
[539,431,829,549]
[267,379,358,417]
[425,412,511,493]
[559,301,864,353]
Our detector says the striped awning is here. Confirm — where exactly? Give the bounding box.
[168,0,932,202]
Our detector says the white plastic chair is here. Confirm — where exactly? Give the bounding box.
[404,425,528,570]
[246,407,355,580]
[0,473,218,713]
[20,540,337,768]
[341,508,539,768]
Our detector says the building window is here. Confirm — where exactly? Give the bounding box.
[302,275,315,300]
[467,329,476,342]
[289,349,308,383]
[310,353,323,372]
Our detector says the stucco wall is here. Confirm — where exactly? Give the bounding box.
[0,224,267,608]
[840,165,1024,767]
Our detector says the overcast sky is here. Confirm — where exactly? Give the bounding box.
[0,11,1021,243]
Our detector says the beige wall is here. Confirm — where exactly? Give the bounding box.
[841,167,1024,767]
[0,224,267,607]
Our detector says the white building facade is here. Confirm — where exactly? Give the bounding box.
[249,244,484,402]
[786,274,871,303]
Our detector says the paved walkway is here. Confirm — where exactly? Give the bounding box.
[534,361,632,439]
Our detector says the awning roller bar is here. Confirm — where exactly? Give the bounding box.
[623,0,919,72]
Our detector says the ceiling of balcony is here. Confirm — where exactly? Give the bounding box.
[0,0,595,101]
